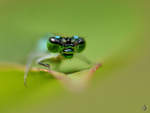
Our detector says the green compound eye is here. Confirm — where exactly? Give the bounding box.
[75,38,86,53]
[47,37,61,52]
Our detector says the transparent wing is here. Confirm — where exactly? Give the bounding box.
[24,33,56,86]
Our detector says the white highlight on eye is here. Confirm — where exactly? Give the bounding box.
[51,38,55,42]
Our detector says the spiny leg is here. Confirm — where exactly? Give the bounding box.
[37,55,65,81]
[24,54,57,86]
[38,62,50,68]
[36,54,60,71]
[36,55,51,71]
[38,62,50,70]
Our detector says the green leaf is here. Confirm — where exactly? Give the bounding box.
[0,0,149,113]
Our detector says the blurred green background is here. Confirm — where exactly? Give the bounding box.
[0,0,149,113]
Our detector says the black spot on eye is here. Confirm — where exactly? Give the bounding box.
[66,38,72,44]
[49,37,60,44]
[71,38,76,43]
[60,38,75,47]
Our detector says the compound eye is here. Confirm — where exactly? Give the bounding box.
[71,35,79,44]
[49,36,60,44]
[77,38,85,44]
[75,37,85,53]
[47,36,61,52]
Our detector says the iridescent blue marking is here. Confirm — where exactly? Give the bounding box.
[55,36,61,39]
[73,35,79,39]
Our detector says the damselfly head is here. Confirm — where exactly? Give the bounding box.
[47,35,86,58]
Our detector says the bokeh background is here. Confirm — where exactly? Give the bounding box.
[0,0,149,113]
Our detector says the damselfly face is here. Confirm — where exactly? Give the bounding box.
[47,35,85,58]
